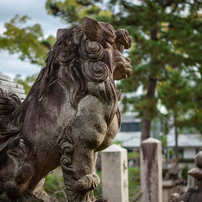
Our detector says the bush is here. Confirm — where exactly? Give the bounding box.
[128,167,141,201]
[44,166,141,201]
[181,165,188,180]
[44,169,67,202]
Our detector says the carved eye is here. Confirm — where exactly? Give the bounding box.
[11,151,21,158]
[7,149,21,159]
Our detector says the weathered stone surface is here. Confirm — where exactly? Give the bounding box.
[0,16,132,202]
[101,144,129,202]
[140,137,162,202]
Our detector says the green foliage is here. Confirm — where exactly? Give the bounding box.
[44,170,67,201]
[44,166,141,201]
[45,0,112,24]
[128,151,140,159]
[168,149,175,158]
[128,167,141,201]
[159,134,167,148]
[112,139,123,146]
[181,165,188,180]
[158,69,195,128]
[94,170,102,199]
[0,15,56,67]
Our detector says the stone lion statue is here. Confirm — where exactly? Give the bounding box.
[0,16,132,202]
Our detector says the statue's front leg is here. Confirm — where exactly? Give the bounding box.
[57,96,112,202]
[57,125,101,202]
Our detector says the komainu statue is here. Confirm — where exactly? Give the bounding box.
[0,16,132,202]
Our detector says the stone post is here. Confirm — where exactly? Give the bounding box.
[101,144,129,202]
[140,137,162,202]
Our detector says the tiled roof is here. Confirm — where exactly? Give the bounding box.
[114,131,141,148]
[114,132,202,148]
[0,72,26,100]
[167,134,202,147]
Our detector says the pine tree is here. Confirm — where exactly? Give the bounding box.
[158,69,195,159]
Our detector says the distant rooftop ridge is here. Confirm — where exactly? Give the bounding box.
[0,72,13,82]
[0,72,26,100]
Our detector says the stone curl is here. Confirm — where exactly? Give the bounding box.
[80,37,104,62]
[82,60,109,83]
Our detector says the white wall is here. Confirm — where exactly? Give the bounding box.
[183,148,196,159]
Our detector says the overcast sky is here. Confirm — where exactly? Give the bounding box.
[0,0,65,79]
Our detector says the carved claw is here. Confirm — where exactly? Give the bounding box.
[75,174,100,191]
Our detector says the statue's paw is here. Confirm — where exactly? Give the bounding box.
[75,174,100,191]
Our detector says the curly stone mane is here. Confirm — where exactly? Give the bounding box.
[29,23,119,125]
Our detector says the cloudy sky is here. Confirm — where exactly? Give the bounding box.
[0,0,65,80]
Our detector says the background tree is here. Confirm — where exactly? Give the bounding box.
[0,15,56,95]
[109,0,202,140]
[0,15,55,67]
[157,69,196,159]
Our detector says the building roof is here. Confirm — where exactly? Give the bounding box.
[167,134,202,148]
[0,72,26,100]
[0,72,13,82]
[114,132,202,149]
[114,131,141,148]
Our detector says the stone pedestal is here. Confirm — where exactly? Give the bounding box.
[101,144,129,202]
[140,137,162,202]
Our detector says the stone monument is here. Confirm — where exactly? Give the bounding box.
[101,144,129,202]
[0,16,132,202]
[140,137,162,202]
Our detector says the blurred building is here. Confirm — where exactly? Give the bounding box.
[167,133,202,161]
[0,72,26,100]
[114,101,202,161]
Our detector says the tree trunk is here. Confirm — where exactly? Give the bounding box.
[174,114,179,161]
[141,78,157,141]
[141,23,158,141]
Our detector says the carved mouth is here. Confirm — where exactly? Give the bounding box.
[112,58,132,101]
[113,63,132,80]
[112,54,132,81]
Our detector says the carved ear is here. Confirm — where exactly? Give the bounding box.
[82,16,116,47]
[82,16,100,41]
[57,29,67,40]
